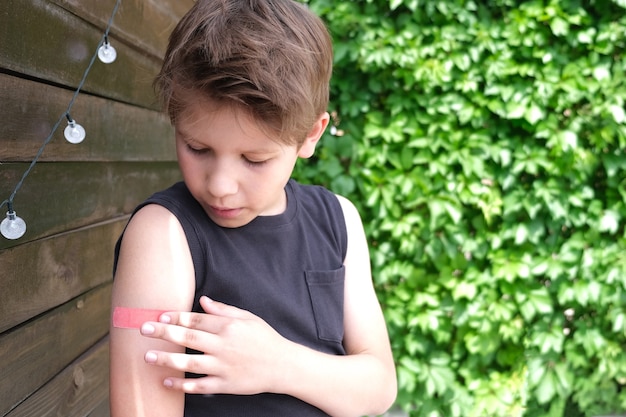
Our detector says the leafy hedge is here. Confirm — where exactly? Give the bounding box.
[295,0,626,415]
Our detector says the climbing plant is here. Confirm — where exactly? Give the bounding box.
[295,0,626,415]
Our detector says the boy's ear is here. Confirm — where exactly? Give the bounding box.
[298,112,330,159]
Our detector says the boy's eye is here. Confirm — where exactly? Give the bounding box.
[243,156,268,167]
[186,144,208,155]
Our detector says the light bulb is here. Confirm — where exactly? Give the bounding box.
[98,40,117,64]
[64,119,86,144]
[1,210,26,240]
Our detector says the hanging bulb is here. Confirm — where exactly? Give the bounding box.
[1,206,26,240]
[98,36,117,64]
[64,114,86,144]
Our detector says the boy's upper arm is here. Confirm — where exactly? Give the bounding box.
[110,204,195,417]
[336,195,394,361]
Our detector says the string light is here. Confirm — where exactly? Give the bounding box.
[64,114,86,144]
[1,203,26,240]
[98,35,117,64]
[0,0,121,241]
[329,111,344,137]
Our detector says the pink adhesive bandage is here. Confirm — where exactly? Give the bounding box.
[112,307,167,329]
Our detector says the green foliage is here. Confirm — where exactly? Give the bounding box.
[295,0,626,415]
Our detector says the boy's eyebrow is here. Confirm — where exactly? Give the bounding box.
[174,125,195,138]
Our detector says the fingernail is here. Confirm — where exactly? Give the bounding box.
[159,314,171,324]
[145,351,157,363]
[201,295,213,303]
[163,378,173,388]
[140,323,155,335]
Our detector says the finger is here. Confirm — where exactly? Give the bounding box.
[171,310,238,334]
[158,297,253,328]
[162,375,226,394]
[144,350,220,376]
[140,321,219,353]
[199,295,253,319]
[156,305,238,330]
[156,308,231,334]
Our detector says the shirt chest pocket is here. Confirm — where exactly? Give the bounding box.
[305,267,345,343]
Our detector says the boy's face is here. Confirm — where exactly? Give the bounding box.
[174,95,322,228]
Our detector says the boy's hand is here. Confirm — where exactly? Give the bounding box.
[139,295,292,395]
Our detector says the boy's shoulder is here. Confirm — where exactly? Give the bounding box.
[289,179,348,254]
[289,179,342,210]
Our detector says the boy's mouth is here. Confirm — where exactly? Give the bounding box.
[209,205,242,219]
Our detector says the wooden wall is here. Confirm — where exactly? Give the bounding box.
[0,0,193,415]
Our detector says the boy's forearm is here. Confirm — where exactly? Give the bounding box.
[276,340,397,417]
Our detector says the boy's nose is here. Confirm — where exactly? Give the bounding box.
[206,166,238,198]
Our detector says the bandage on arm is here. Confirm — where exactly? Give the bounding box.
[112,307,167,329]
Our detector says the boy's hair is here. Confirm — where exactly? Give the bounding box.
[155,0,333,146]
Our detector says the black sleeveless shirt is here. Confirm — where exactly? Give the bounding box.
[114,179,347,416]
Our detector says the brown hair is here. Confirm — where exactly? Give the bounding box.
[154,0,333,145]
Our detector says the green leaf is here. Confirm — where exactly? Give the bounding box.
[599,210,620,233]
[453,281,477,300]
[536,370,557,404]
[592,66,611,82]
[425,361,455,396]
[610,105,625,124]
[559,130,578,151]
[505,100,527,119]
[525,103,545,125]
[514,224,528,245]
[550,17,569,36]
[389,0,403,11]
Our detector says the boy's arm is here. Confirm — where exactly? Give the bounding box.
[140,195,397,416]
[109,204,195,417]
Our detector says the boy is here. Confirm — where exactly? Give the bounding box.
[109,0,397,416]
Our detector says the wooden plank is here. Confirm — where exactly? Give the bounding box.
[0,161,182,250]
[0,284,112,416]
[49,0,194,60]
[0,73,175,162]
[85,400,110,417]
[6,337,110,417]
[150,0,197,22]
[0,219,126,333]
[0,0,163,109]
